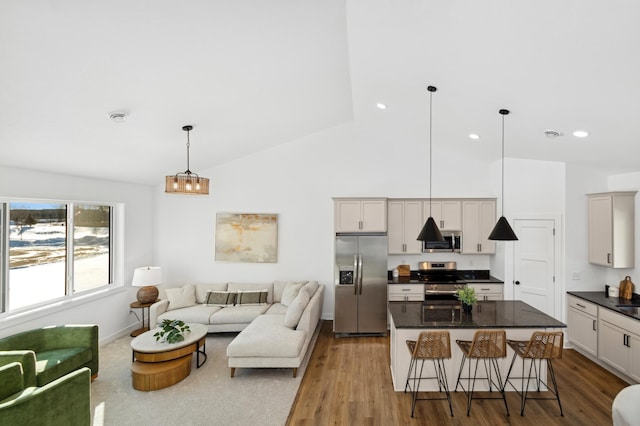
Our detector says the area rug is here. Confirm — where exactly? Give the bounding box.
[90,329,316,426]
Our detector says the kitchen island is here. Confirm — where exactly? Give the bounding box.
[388,300,566,391]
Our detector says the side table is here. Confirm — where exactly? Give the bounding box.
[130,301,155,337]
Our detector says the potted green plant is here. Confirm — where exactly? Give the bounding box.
[455,287,478,313]
[154,319,191,344]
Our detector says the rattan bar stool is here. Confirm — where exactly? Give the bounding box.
[454,329,510,416]
[504,331,564,416]
[404,331,454,418]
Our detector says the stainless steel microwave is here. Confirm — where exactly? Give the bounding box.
[422,232,462,253]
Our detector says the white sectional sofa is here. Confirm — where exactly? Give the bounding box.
[148,280,324,377]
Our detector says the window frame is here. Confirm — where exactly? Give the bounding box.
[0,197,123,316]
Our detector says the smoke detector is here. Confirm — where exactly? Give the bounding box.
[109,112,127,123]
[544,129,562,139]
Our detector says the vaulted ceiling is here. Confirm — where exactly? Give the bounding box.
[2,0,639,185]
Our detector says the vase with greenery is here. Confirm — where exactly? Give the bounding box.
[154,319,190,344]
[455,287,478,313]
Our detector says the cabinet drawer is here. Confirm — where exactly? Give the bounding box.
[467,283,503,294]
[388,284,424,296]
[600,307,640,335]
[568,295,598,317]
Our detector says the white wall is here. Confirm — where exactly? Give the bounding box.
[0,165,155,342]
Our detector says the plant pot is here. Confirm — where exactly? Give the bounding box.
[462,303,473,313]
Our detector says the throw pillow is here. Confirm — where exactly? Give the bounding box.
[165,284,196,311]
[205,291,236,307]
[284,289,310,329]
[236,290,268,306]
[281,282,304,307]
[303,281,319,297]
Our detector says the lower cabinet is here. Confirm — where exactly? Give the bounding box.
[467,283,503,301]
[388,284,424,302]
[567,295,598,357]
[598,308,640,382]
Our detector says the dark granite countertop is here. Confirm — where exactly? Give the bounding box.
[388,300,566,329]
[387,276,503,285]
[568,291,640,321]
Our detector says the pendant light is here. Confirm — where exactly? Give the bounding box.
[165,125,210,195]
[488,109,518,240]
[417,86,444,242]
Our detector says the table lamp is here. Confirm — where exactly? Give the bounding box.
[132,266,162,304]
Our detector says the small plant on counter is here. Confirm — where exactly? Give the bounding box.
[455,287,478,306]
[154,319,190,344]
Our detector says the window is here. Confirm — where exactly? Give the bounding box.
[2,200,115,313]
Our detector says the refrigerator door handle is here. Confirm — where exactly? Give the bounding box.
[353,255,359,295]
[358,255,363,295]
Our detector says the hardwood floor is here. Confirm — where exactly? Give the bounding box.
[287,321,629,425]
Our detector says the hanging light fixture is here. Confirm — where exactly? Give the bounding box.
[488,109,518,240]
[417,86,444,242]
[165,125,210,195]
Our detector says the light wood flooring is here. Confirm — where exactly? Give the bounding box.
[287,320,629,425]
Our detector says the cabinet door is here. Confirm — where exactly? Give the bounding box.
[567,307,598,357]
[588,195,613,266]
[599,320,628,373]
[441,200,462,230]
[462,200,496,254]
[387,202,405,254]
[403,201,423,253]
[335,200,363,232]
[478,200,496,254]
[629,333,640,382]
[361,200,387,232]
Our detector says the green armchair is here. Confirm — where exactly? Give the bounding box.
[0,362,90,426]
[0,325,98,387]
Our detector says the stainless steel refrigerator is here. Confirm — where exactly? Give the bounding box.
[334,234,388,335]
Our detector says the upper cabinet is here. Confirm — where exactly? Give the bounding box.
[388,200,423,254]
[588,191,636,268]
[334,198,387,233]
[422,200,462,231]
[461,199,496,254]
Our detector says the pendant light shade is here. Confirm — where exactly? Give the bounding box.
[165,125,210,195]
[488,109,518,241]
[417,85,444,242]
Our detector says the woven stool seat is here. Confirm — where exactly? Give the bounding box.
[454,329,509,416]
[404,331,453,417]
[504,331,564,416]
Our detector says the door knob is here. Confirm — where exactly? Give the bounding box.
[514,280,521,285]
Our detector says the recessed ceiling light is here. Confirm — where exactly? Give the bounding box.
[109,112,127,123]
[469,133,480,140]
[573,130,589,138]
[376,103,387,110]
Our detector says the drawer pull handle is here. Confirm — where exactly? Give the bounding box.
[401,289,411,292]
[576,303,586,309]
[481,288,490,291]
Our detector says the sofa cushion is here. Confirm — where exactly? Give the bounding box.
[158,305,222,325]
[205,291,236,307]
[273,280,308,303]
[281,283,304,307]
[210,305,270,325]
[228,283,274,304]
[284,289,310,329]
[235,290,268,306]
[166,284,196,311]
[194,283,228,304]
[226,315,306,358]
[265,303,288,315]
[35,347,92,387]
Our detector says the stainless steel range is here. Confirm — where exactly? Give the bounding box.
[417,261,466,299]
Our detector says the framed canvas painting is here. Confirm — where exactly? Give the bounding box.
[215,213,278,263]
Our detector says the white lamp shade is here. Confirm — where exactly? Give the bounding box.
[132,266,162,287]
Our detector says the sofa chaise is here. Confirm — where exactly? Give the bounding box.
[148,280,324,377]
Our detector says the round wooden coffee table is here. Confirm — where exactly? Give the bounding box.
[130,323,208,391]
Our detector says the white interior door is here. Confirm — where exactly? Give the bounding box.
[513,219,557,318]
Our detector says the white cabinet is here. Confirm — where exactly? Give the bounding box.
[567,295,598,357]
[598,308,640,381]
[334,198,387,233]
[388,284,425,302]
[422,200,462,231]
[388,200,423,254]
[467,283,503,301]
[588,192,636,268]
[461,199,496,254]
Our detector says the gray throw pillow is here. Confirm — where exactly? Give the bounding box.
[205,291,236,306]
[284,289,310,329]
